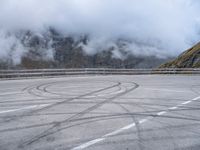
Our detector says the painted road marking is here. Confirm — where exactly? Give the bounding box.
[182,101,192,105]
[143,88,192,93]
[139,118,148,124]
[0,104,50,114]
[169,106,178,110]
[192,96,200,101]
[157,111,167,116]
[0,92,22,96]
[71,95,200,150]
[72,138,105,150]
[104,123,136,137]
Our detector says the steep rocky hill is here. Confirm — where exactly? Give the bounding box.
[0,29,170,69]
[160,42,200,68]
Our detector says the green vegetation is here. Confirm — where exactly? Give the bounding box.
[160,42,200,68]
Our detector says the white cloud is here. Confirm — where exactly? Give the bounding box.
[0,30,25,64]
[0,0,200,60]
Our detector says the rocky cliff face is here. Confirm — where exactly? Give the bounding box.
[0,29,170,69]
[160,42,200,68]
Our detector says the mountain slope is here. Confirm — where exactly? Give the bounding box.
[160,42,200,68]
[0,29,170,69]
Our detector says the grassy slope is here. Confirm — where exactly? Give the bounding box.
[160,42,200,68]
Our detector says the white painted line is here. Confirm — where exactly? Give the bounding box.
[157,111,167,116]
[72,138,105,150]
[0,92,22,96]
[71,95,200,150]
[0,104,49,114]
[72,117,150,150]
[169,106,178,110]
[103,129,125,137]
[121,123,136,130]
[139,118,148,124]
[192,96,200,101]
[143,88,191,93]
[182,101,192,105]
[104,123,136,137]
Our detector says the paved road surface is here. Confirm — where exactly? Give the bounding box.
[0,75,200,150]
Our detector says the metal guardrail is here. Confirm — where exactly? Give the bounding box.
[0,68,200,79]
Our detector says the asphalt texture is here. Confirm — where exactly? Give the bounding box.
[0,75,200,150]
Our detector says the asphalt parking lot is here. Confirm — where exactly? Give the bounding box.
[0,75,200,150]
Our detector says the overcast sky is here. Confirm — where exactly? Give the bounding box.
[0,0,200,62]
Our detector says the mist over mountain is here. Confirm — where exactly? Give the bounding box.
[0,0,200,68]
[0,29,172,69]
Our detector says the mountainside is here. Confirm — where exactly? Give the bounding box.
[0,29,170,69]
[160,42,200,68]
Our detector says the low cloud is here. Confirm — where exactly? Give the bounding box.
[0,0,200,63]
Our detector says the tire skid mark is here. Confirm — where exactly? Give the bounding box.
[19,82,139,147]
[71,89,200,150]
[115,102,145,150]
[1,109,200,134]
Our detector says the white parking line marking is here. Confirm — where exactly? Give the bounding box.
[169,106,178,110]
[139,118,148,124]
[182,101,192,105]
[157,111,167,116]
[143,88,192,93]
[103,123,136,137]
[0,92,22,96]
[0,104,49,114]
[72,138,105,150]
[192,96,200,101]
[71,95,200,150]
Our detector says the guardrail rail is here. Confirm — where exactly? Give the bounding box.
[0,68,200,79]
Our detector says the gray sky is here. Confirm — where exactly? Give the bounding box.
[0,0,200,62]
